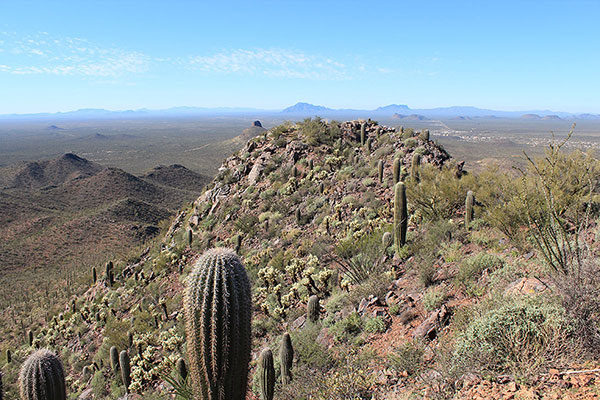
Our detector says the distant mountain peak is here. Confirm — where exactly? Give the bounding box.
[281,102,332,113]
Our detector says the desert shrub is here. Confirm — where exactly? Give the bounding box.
[334,229,386,284]
[423,286,447,311]
[234,213,259,234]
[299,117,341,146]
[364,316,387,334]
[409,220,456,286]
[403,137,417,149]
[290,322,334,370]
[454,296,572,379]
[407,164,478,222]
[329,312,363,343]
[388,340,425,376]
[455,252,504,294]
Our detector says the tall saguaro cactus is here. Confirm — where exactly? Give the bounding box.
[279,333,294,384]
[465,190,474,230]
[394,182,408,252]
[411,154,421,182]
[19,349,66,400]
[184,248,252,400]
[360,123,366,145]
[259,349,275,400]
[378,160,384,183]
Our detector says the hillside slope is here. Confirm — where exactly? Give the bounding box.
[1,119,599,400]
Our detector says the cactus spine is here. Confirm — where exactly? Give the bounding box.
[411,153,421,182]
[394,182,408,252]
[307,295,320,322]
[279,333,294,384]
[378,160,384,183]
[184,248,252,400]
[19,349,66,400]
[465,190,474,230]
[259,349,275,400]
[119,350,131,393]
[177,358,188,381]
[110,346,119,375]
[393,157,401,185]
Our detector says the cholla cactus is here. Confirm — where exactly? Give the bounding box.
[394,182,408,252]
[184,248,252,400]
[258,349,275,400]
[279,333,294,384]
[19,349,66,400]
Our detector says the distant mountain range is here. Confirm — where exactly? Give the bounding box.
[1,103,599,120]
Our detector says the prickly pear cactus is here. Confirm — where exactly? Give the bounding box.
[184,248,252,400]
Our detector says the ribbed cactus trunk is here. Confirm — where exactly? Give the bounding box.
[235,235,242,254]
[411,154,421,182]
[393,158,401,186]
[465,190,474,230]
[119,350,131,393]
[279,333,293,384]
[394,182,408,252]
[258,349,275,400]
[19,349,66,400]
[360,123,366,145]
[378,160,384,183]
[184,248,252,400]
[307,295,320,322]
[0,370,3,400]
[110,346,119,375]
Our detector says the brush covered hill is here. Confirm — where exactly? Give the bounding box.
[2,119,600,399]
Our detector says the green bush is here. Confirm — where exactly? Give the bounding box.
[423,286,447,311]
[455,252,504,295]
[364,316,387,334]
[388,341,425,375]
[330,312,363,343]
[454,296,572,379]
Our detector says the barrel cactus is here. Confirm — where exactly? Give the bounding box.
[465,190,474,230]
[119,350,131,393]
[279,333,294,384]
[394,182,408,252]
[184,248,252,400]
[259,349,275,400]
[19,349,66,400]
[307,295,320,322]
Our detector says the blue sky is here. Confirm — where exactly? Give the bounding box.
[0,0,598,114]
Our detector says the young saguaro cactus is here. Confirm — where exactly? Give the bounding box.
[27,330,33,347]
[465,190,474,230]
[378,160,384,183]
[259,349,275,400]
[307,295,320,322]
[411,153,421,182]
[184,248,252,400]
[92,266,97,284]
[279,333,294,384]
[188,229,193,247]
[393,157,401,186]
[19,349,66,400]
[360,123,366,145]
[119,350,131,394]
[110,346,119,375]
[394,182,408,252]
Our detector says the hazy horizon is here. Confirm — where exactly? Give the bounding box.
[1,0,599,114]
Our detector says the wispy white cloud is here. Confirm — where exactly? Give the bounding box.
[186,48,354,80]
[0,32,151,77]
